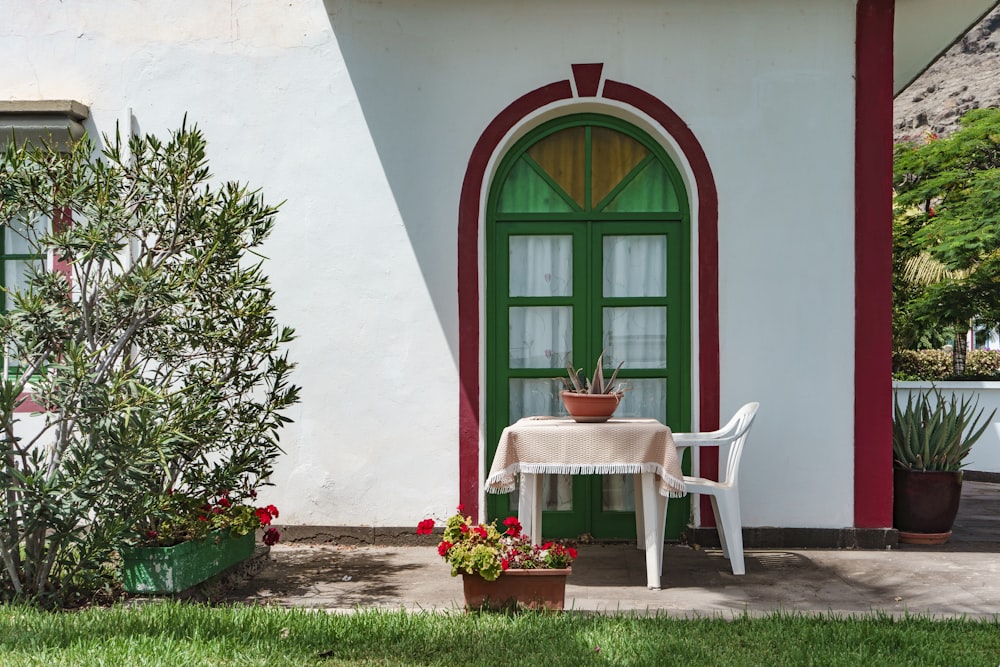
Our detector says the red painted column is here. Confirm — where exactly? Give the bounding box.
[854,0,895,528]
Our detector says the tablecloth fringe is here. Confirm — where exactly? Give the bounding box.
[485,464,686,497]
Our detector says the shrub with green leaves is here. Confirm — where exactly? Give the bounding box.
[893,389,995,471]
[0,123,299,605]
[892,349,1000,380]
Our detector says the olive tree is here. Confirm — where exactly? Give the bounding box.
[0,123,299,604]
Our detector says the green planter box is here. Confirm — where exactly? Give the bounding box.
[120,530,255,594]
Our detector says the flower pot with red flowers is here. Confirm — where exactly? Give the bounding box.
[120,490,282,594]
[893,388,995,545]
[417,509,576,611]
[559,352,628,423]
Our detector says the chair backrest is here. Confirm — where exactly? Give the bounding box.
[715,402,759,485]
[675,402,759,486]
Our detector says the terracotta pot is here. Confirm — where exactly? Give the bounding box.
[461,568,571,611]
[893,468,963,544]
[560,391,623,423]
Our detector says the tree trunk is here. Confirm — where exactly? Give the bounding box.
[952,327,968,376]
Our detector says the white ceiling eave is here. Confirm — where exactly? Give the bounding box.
[894,0,1000,95]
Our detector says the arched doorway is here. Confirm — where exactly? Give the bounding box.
[485,113,692,539]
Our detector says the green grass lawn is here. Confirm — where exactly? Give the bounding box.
[1,603,998,666]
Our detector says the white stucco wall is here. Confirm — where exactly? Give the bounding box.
[0,0,859,530]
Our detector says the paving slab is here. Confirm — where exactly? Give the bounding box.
[223,481,1000,618]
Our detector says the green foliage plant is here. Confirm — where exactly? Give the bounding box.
[560,351,626,394]
[893,109,1000,374]
[892,388,995,471]
[416,510,577,582]
[0,122,299,605]
[892,349,1000,380]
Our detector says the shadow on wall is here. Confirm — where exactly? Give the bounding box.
[322,0,669,366]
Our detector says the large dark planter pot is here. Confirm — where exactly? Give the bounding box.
[120,530,255,594]
[893,468,963,545]
[461,568,571,611]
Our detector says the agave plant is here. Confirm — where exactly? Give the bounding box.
[892,388,996,471]
[561,352,627,395]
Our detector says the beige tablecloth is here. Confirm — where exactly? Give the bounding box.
[485,417,686,498]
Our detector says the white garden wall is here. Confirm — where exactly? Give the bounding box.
[1,0,860,530]
[894,382,1000,474]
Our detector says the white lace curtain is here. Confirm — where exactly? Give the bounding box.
[507,234,669,512]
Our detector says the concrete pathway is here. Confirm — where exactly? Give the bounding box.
[224,481,1000,618]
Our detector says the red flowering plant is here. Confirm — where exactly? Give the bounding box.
[132,488,281,548]
[416,507,576,581]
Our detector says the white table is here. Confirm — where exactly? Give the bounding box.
[484,417,686,589]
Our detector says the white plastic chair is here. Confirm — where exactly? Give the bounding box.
[673,402,759,575]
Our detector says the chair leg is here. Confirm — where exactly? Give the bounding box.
[714,492,745,575]
[639,472,665,589]
[633,474,645,550]
[517,473,544,544]
[707,496,727,559]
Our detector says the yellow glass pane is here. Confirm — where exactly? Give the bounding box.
[591,127,649,207]
[527,127,586,208]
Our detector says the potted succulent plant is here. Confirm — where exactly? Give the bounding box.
[119,489,282,594]
[416,507,577,610]
[559,352,627,423]
[892,388,995,544]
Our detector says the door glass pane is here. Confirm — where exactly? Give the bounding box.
[603,160,679,213]
[511,476,573,513]
[6,214,47,254]
[509,378,564,420]
[526,127,586,209]
[604,307,667,369]
[498,157,574,213]
[615,378,668,424]
[591,127,648,207]
[603,235,666,297]
[509,235,572,297]
[5,259,42,311]
[509,306,572,369]
[603,475,635,512]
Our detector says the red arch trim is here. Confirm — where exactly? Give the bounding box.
[457,73,721,518]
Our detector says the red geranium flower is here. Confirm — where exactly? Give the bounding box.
[263,527,281,546]
[218,496,231,508]
[437,540,453,556]
[501,558,510,571]
[460,523,470,534]
[255,507,273,526]
[416,518,435,535]
[474,525,488,538]
[265,505,279,519]
[502,516,522,537]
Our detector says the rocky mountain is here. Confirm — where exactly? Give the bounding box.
[894,6,1000,142]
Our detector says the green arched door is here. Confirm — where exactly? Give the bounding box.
[486,114,692,539]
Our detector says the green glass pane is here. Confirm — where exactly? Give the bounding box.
[498,158,574,213]
[603,161,679,213]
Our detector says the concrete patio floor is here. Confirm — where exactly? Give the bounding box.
[223,481,1000,618]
